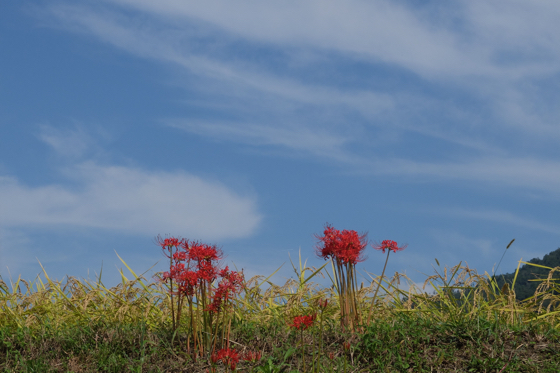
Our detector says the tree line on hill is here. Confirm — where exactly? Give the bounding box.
[422,247,560,310]
[490,247,560,301]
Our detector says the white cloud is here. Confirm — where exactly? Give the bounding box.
[0,162,262,241]
[44,3,397,110]
[166,120,360,163]
[37,124,90,158]
[36,123,113,160]
[89,0,482,78]
[93,0,560,79]
[35,1,560,195]
[41,2,560,135]
[465,0,560,64]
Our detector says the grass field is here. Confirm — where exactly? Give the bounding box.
[1,247,560,372]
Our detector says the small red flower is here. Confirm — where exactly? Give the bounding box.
[187,241,223,263]
[372,240,407,254]
[210,352,220,365]
[173,251,187,261]
[288,314,316,330]
[156,235,184,252]
[314,224,341,260]
[212,348,240,371]
[175,270,199,296]
[207,267,244,313]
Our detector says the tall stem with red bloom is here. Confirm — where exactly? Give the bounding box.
[187,241,223,351]
[288,314,316,372]
[155,236,243,359]
[211,348,240,373]
[156,235,187,333]
[366,240,407,325]
[208,266,243,352]
[315,224,367,330]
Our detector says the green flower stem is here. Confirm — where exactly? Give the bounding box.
[301,328,306,373]
[366,249,391,325]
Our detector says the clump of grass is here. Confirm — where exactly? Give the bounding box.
[1,246,560,371]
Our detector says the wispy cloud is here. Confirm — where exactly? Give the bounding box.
[96,0,560,78]
[364,156,560,197]
[433,207,560,235]
[166,120,360,163]
[36,123,112,160]
[1,121,262,245]
[0,162,261,240]
[37,124,91,159]
[36,1,560,196]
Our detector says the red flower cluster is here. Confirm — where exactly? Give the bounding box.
[372,240,407,254]
[288,314,316,330]
[160,237,182,248]
[315,224,368,265]
[156,235,243,308]
[211,348,239,371]
[206,266,244,313]
[210,349,262,371]
[188,241,223,282]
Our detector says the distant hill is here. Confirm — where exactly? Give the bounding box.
[491,247,560,301]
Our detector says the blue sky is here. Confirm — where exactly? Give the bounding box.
[1,0,560,292]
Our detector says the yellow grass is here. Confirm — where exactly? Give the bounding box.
[1,251,559,336]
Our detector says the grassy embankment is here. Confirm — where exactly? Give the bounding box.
[1,252,560,372]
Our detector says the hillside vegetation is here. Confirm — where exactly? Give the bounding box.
[492,247,560,301]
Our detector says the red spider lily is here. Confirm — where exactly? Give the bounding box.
[175,270,199,296]
[289,313,316,372]
[156,235,186,256]
[157,236,183,249]
[186,241,223,282]
[210,352,220,365]
[314,224,340,260]
[372,239,407,254]
[241,350,262,362]
[212,348,240,371]
[315,224,367,330]
[156,235,189,334]
[317,298,328,309]
[288,314,316,331]
[162,263,185,280]
[338,229,368,265]
[173,251,187,262]
[366,239,407,325]
[207,267,244,313]
[187,241,223,263]
[315,224,367,265]
[155,235,240,357]
[196,260,219,282]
